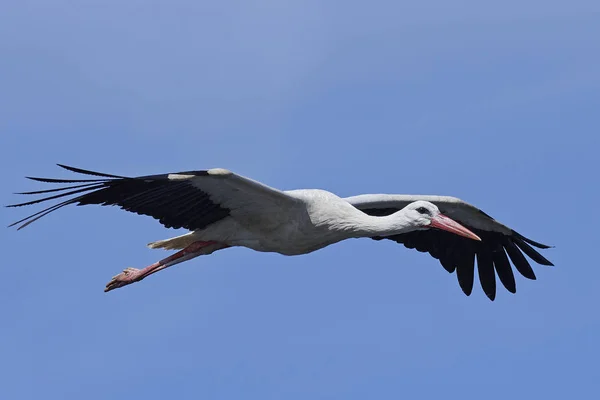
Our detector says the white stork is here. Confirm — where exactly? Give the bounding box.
[8,165,553,300]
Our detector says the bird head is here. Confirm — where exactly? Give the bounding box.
[402,201,481,241]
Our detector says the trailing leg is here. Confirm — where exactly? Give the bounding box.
[104,241,229,292]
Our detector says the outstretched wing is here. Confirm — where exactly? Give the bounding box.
[345,194,554,301]
[8,164,300,231]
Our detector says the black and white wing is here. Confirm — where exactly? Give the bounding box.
[345,194,554,301]
[8,164,300,231]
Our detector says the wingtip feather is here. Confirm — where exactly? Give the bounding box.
[513,237,554,266]
[512,230,553,249]
[56,164,127,179]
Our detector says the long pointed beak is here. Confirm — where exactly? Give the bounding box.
[430,214,481,241]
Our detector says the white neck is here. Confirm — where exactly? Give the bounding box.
[329,207,415,238]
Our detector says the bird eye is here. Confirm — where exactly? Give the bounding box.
[416,207,430,215]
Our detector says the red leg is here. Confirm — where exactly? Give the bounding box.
[104,241,228,292]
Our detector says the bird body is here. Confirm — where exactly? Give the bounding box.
[8,165,554,300]
[151,189,449,256]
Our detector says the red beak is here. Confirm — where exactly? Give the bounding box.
[430,214,481,241]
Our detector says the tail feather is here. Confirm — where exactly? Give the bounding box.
[148,232,201,250]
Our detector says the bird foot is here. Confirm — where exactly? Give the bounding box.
[104,267,144,292]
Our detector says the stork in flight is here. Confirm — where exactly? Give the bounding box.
[7,165,553,300]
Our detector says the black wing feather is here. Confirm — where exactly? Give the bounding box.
[512,230,553,249]
[361,207,553,300]
[513,237,554,266]
[15,182,103,195]
[7,165,229,231]
[56,163,127,178]
[493,246,516,294]
[456,250,475,296]
[476,242,497,301]
[504,238,537,280]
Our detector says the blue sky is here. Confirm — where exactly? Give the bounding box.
[1,1,599,399]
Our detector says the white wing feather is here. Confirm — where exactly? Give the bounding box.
[187,169,303,230]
